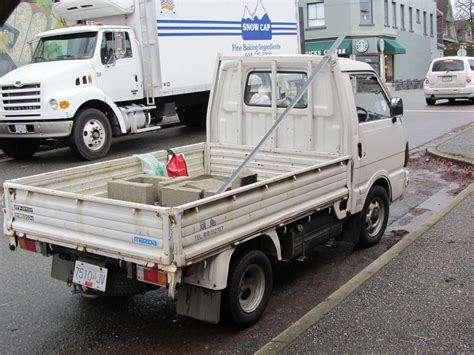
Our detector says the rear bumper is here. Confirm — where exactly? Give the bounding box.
[0,120,73,139]
[424,86,474,99]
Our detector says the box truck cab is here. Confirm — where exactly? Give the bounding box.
[0,0,300,160]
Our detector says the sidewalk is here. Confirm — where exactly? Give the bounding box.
[427,125,474,165]
[256,128,473,354]
[257,185,473,353]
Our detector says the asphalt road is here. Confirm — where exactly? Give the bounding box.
[0,90,472,354]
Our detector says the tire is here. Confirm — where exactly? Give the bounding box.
[357,185,389,248]
[69,108,112,160]
[425,98,436,106]
[176,104,207,127]
[226,250,272,327]
[448,98,456,104]
[0,139,39,160]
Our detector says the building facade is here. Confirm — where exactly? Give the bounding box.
[300,0,440,83]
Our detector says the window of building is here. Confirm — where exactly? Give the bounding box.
[416,9,420,23]
[307,2,325,27]
[400,4,405,30]
[409,7,413,31]
[392,2,397,28]
[360,0,373,25]
[430,13,434,36]
[384,0,389,26]
[423,11,427,35]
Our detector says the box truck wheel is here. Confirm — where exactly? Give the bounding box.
[357,185,389,248]
[176,104,207,127]
[226,250,272,327]
[0,139,39,160]
[69,108,112,160]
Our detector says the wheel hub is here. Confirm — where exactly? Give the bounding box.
[238,264,265,313]
[82,119,105,151]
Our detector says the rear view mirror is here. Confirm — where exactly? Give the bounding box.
[114,32,126,59]
[390,97,403,117]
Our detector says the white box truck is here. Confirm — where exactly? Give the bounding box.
[3,52,410,327]
[0,0,300,160]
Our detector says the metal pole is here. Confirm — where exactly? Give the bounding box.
[217,36,345,194]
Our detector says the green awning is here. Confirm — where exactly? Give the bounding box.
[305,39,353,55]
[384,39,406,54]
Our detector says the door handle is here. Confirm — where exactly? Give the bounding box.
[358,142,363,158]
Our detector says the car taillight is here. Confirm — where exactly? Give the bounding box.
[136,265,168,286]
[466,73,472,83]
[19,237,42,253]
[424,73,430,84]
[404,142,409,167]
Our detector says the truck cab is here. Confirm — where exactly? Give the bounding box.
[0,25,145,160]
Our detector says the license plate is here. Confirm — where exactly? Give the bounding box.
[442,76,452,82]
[73,261,108,292]
[14,124,27,133]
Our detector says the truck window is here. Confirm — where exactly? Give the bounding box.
[32,32,97,63]
[100,31,133,65]
[244,71,308,108]
[350,73,390,123]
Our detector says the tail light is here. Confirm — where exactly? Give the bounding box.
[424,73,430,84]
[466,73,472,83]
[136,265,168,286]
[19,237,43,253]
[404,142,409,167]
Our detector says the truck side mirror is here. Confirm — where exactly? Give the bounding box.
[390,97,403,118]
[114,32,126,60]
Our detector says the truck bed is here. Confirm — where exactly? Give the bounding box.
[4,143,350,268]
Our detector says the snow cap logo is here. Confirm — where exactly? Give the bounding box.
[241,0,272,40]
[160,0,175,12]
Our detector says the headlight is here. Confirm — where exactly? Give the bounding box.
[49,99,58,110]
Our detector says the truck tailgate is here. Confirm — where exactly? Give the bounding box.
[4,184,170,266]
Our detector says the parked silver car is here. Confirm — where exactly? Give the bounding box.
[423,56,474,105]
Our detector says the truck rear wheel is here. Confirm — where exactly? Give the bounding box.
[357,185,389,248]
[69,108,112,160]
[176,104,207,127]
[0,139,39,160]
[226,250,272,327]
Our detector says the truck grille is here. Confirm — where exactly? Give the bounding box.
[1,83,41,118]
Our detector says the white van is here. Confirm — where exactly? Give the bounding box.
[423,56,474,105]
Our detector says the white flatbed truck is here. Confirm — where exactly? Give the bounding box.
[3,53,409,327]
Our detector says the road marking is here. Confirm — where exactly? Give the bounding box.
[405,109,474,113]
[256,184,474,354]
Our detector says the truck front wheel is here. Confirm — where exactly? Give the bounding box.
[176,104,207,127]
[69,108,112,160]
[0,139,39,160]
[226,250,272,327]
[357,185,389,248]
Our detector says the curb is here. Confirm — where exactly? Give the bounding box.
[256,183,474,355]
[426,126,473,166]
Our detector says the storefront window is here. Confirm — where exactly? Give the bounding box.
[356,55,380,75]
[384,55,394,82]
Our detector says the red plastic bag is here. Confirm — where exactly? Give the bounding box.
[166,149,188,177]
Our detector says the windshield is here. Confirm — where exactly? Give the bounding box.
[32,32,98,63]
